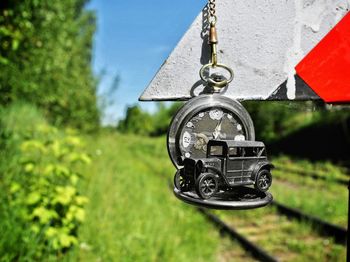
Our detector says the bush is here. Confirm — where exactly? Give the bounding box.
[0,103,90,260]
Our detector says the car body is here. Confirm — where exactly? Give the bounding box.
[175,140,274,199]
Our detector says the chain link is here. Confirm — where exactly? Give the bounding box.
[208,0,217,24]
[208,0,216,17]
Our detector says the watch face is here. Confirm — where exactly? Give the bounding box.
[179,108,246,159]
[168,94,255,168]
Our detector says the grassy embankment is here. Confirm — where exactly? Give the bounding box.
[73,132,250,261]
[73,132,348,261]
[0,104,250,261]
[2,111,346,261]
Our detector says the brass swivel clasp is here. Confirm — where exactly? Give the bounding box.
[209,21,218,66]
[199,19,234,91]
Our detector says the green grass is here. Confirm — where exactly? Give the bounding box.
[273,155,349,182]
[0,104,248,262]
[271,156,348,226]
[72,132,246,261]
[71,132,347,261]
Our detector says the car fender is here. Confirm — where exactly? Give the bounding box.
[252,161,274,180]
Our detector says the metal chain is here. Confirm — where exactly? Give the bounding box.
[200,0,235,90]
[208,0,217,24]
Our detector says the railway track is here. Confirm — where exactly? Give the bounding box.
[199,208,278,262]
[199,204,347,261]
[158,159,348,260]
[136,142,348,260]
[168,178,347,261]
[271,200,348,245]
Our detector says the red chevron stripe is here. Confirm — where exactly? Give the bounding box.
[296,12,350,103]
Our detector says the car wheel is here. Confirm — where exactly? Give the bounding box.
[255,169,272,192]
[174,169,190,191]
[195,173,218,199]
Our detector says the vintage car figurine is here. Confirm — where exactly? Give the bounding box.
[174,140,273,199]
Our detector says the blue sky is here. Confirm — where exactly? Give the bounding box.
[86,0,206,125]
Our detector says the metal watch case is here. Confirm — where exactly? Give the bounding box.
[167,94,255,168]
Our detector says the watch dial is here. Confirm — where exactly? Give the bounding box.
[178,107,246,159]
[167,94,255,168]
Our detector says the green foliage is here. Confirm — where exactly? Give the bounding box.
[118,101,314,141]
[242,101,306,142]
[117,105,154,136]
[0,103,90,260]
[0,0,99,131]
[118,101,349,149]
[116,101,318,140]
[118,101,312,140]
[117,102,182,136]
[151,102,182,136]
[243,101,350,142]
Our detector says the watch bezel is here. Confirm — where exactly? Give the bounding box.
[167,94,255,169]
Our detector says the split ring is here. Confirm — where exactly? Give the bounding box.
[199,63,234,88]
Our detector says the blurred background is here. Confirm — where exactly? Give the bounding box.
[0,1,349,261]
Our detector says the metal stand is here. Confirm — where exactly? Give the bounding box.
[173,186,273,210]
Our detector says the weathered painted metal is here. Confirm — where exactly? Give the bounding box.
[296,12,350,103]
[139,0,349,102]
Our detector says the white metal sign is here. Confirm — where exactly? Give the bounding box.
[139,0,349,101]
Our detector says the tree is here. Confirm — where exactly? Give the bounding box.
[243,101,305,142]
[151,102,181,136]
[117,105,153,136]
[0,0,99,131]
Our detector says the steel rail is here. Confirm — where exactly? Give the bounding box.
[272,200,348,245]
[198,208,278,262]
[167,181,347,260]
[166,182,277,261]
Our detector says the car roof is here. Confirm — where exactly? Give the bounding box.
[208,139,265,148]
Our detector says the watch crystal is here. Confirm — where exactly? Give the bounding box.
[179,107,246,159]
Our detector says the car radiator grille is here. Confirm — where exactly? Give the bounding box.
[184,161,196,178]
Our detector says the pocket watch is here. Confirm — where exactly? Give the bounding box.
[167,94,255,168]
[164,0,273,209]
